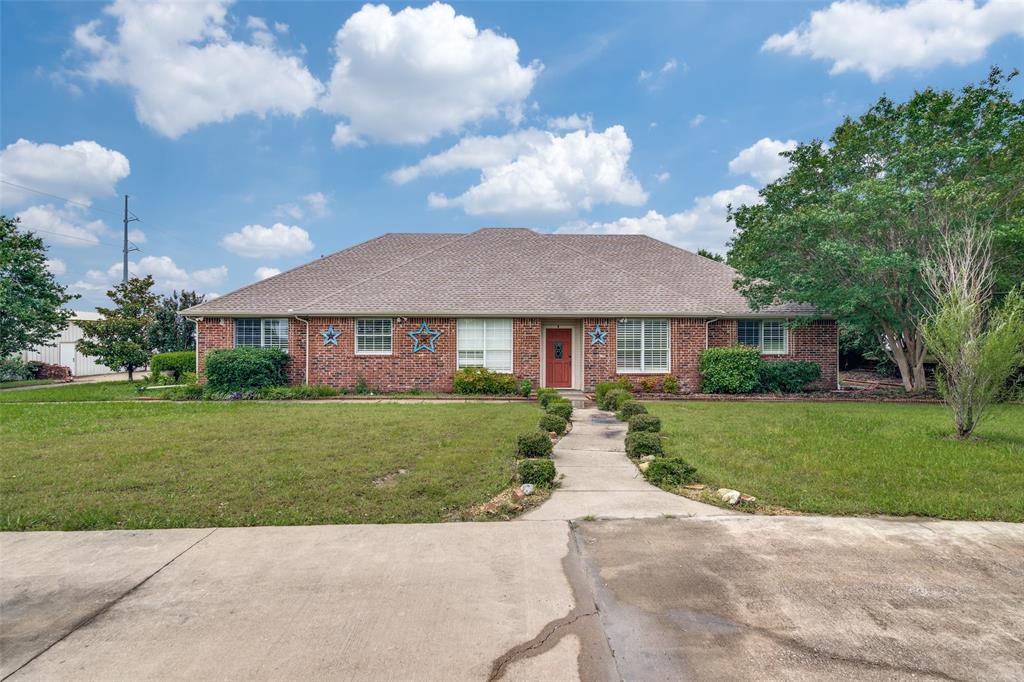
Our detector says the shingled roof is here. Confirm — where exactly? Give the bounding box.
[184,228,816,318]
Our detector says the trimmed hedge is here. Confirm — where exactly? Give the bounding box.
[595,378,631,406]
[662,375,679,394]
[758,360,821,393]
[644,457,697,487]
[205,347,288,391]
[536,387,560,407]
[616,400,647,420]
[151,351,196,380]
[517,431,553,458]
[519,458,556,487]
[597,386,631,411]
[519,378,533,397]
[452,367,518,395]
[539,413,568,435]
[628,414,661,433]
[546,399,573,421]
[699,346,762,394]
[625,431,663,457]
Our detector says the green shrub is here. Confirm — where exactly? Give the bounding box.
[628,414,661,433]
[536,387,559,407]
[519,378,533,397]
[625,431,663,457]
[180,371,198,384]
[663,375,679,394]
[612,390,634,410]
[518,458,556,487]
[595,377,632,406]
[758,361,821,393]
[257,384,340,400]
[164,383,205,400]
[452,367,518,395]
[545,399,573,421]
[0,357,32,381]
[539,413,568,435]
[150,351,196,380]
[205,347,288,391]
[355,375,371,395]
[597,387,627,411]
[644,457,697,487]
[699,345,762,394]
[616,400,647,420]
[638,376,661,393]
[516,431,553,458]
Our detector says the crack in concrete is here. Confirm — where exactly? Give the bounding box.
[486,609,599,682]
[1,528,218,681]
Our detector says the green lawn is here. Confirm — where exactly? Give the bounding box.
[0,380,140,402]
[0,379,58,389]
[1,402,539,530]
[647,401,1024,522]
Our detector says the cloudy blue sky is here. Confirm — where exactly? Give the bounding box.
[2,0,1022,307]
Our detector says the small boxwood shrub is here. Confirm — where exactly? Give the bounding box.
[625,431,663,457]
[699,345,762,394]
[205,347,288,391]
[597,386,630,411]
[758,360,821,393]
[628,414,661,433]
[517,431,553,458]
[519,378,533,397]
[519,458,556,487]
[0,357,32,381]
[638,376,661,393]
[616,400,647,420]
[150,351,196,380]
[545,399,573,421]
[662,375,679,394]
[644,457,697,487]
[537,387,559,407]
[539,413,568,435]
[595,377,632,406]
[452,367,518,395]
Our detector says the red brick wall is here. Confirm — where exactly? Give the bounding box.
[708,318,838,390]
[582,318,705,392]
[514,318,542,389]
[196,318,234,377]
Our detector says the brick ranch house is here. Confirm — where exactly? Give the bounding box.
[183,228,837,393]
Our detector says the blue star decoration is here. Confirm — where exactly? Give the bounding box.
[408,321,442,353]
[320,325,340,346]
[589,323,608,345]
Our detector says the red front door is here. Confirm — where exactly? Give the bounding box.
[545,329,573,388]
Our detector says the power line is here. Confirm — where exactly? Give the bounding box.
[16,226,125,249]
[0,178,123,217]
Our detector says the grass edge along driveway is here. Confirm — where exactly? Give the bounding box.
[1,401,539,531]
[647,401,1024,522]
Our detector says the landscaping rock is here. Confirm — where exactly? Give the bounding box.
[740,494,757,503]
[520,483,536,496]
[717,488,742,505]
[638,462,650,473]
[512,488,526,501]
[639,455,657,463]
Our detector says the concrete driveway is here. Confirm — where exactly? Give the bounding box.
[2,516,1022,681]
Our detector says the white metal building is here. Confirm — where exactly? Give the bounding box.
[20,311,116,377]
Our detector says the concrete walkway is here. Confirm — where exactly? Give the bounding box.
[522,407,728,521]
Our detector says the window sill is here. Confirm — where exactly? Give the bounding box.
[355,351,392,356]
[616,369,670,375]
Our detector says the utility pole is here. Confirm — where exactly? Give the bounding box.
[122,195,140,283]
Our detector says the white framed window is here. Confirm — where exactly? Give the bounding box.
[737,319,788,354]
[355,318,392,355]
[234,318,289,351]
[616,319,669,373]
[458,319,513,372]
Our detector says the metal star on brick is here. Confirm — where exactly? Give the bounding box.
[320,325,341,346]
[589,323,608,345]
[408,321,442,353]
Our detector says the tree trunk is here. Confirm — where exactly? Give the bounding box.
[127,366,134,381]
[881,323,929,392]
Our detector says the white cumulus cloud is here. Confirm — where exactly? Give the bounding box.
[319,2,541,145]
[273,192,331,221]
[45,259,67,276]
[73,0,323,138]
[557,185,762,253]
[72,255,227,295]
[14,204,111,247]
[762,0,1024,80]
[221,223,314,258]
[547,113,593,132]
[0,138,130,207]
[409,126,648,216]
[728,137,798,184]
[254,266,281,280]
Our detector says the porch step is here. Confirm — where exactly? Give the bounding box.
[555,389,592,408]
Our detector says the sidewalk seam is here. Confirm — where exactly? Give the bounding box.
[1,528,218,681]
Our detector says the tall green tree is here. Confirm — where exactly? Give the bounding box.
[149,290,204,352]
[78,276,159,380]
[0,215,77,357]
[729,68,1024,391]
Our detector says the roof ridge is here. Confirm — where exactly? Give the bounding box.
[298,228,520,312]
[548,232,728,316]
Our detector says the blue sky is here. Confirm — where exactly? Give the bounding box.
[2,0,1022,308]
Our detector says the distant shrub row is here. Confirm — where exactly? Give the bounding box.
[699,346,820,394]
